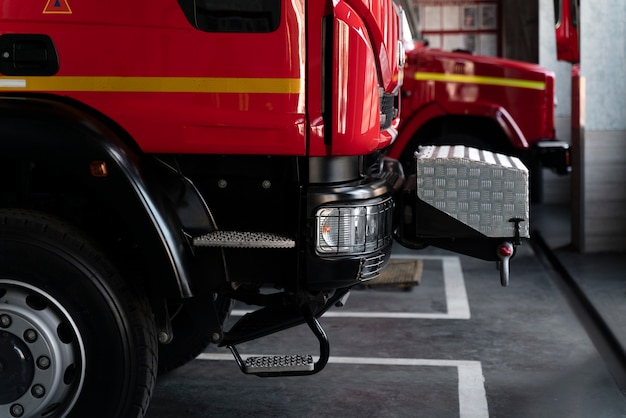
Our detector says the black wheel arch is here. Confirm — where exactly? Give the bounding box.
[0,93,207,299]
[410,114,513,147]
[398,114,518,171]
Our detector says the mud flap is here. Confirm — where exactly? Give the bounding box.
[395,145,530,284]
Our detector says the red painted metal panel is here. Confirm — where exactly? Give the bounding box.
[1,1,307,155]
[1,0,401,158]
[394,45,555,153]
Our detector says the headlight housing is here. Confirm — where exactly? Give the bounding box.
[315,198,393,255]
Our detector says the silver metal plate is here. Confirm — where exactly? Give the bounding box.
[415,145,530,238]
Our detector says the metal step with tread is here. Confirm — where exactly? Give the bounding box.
[227,312,329,377]
[193,231,295,249]
[236,353,315,374]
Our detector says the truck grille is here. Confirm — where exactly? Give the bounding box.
[359,252,388,281]
[380,91,397,130]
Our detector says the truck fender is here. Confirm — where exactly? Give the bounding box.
[391,101,528,161]
[441,101,529,149]
[0,94,198,298]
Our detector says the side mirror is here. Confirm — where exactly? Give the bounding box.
[554,0,580,63]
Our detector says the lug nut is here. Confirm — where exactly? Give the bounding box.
[31,384,45,398]
[37,356,51,370]
[0,314,11,328]
[10,404,24,417]
[24,329,38,343]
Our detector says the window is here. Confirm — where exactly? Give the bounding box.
[411,0,499,56]
[177,0,281,33]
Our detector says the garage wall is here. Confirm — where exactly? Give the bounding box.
[411,0,500,56]
[578,0,626,252]
[539,0,626,252]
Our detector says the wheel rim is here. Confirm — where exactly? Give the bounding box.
[0,280,85,418]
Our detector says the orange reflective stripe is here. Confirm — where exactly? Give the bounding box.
[0,76,303,94]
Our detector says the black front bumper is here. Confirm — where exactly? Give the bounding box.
[534,140,571,175]
[304,158,403,291]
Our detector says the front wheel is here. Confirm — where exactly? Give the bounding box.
[0,209,157,418]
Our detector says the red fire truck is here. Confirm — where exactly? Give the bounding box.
[554,0,580,64]
[389,0,571,201]
[0,1,529,417]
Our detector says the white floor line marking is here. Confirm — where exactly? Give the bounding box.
[196,353,489,418]
[441,255,471,319]
[231,255,471,320]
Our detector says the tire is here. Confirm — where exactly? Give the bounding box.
[158,294,232,374]
[0,209,157,418]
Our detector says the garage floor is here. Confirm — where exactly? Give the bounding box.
[146,204,626,418]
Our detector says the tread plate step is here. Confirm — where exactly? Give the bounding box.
[227,312,330,377]
[193,231,295,248]
[243,355,314,374]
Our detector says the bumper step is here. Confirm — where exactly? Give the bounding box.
[232,353,315,374]
[193,231,295,248]
[227,312,329,377]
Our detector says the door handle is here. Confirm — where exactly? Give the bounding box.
[0,34,59,76]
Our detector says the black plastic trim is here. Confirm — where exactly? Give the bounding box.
[309,156,362,184]
[304,168,396,290]
[322,14,333,146]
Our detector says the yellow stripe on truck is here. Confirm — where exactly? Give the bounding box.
[0,76,303,94]
[414,72,546,90]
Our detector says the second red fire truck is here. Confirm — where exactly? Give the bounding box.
[390,0,570,202]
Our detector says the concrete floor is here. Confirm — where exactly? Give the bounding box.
[146,236,626,417]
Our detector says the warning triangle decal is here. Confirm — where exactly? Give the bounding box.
[43,0,72,14]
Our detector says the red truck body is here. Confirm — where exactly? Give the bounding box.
[0,1,530,417]
[0,0,400,157]
[393,46,556,153]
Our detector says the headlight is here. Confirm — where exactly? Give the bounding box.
[315,199,393,255]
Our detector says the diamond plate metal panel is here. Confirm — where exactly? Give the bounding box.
[415,145,529,238]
